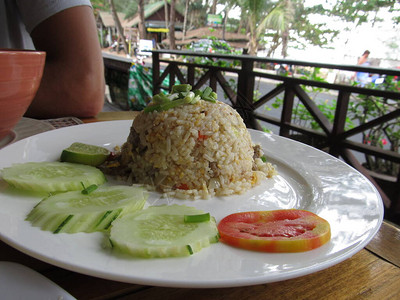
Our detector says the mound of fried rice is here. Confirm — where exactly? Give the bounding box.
[107,100,276,199]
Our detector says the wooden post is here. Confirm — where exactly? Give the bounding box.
[279,84,295,137]
[169,62,176,91]
[187,66,195,86]
[152,51,160,94]
[237,58,255,127]
[330,90,350,156]
[210,67,217,92]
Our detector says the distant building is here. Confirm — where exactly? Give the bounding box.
[124,1,184,43]
[96,1,184,50]
[172,27,249,50]
[96,11,127,48]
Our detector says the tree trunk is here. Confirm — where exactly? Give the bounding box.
[169,0,176,50]
[248,16,258,55]
[182,0,189,42]
[222,8,229,41]
[164,0,169,43]
[281,29,289,58]
[237,7,246,34]
[211,0,217,14]
[109,0,128,53]
[138,0,146,40]
[249,38,258,55]
[267,34,280,57]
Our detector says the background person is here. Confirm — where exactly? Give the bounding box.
[355,50,371,86]
[0,1,105,118]
[357,50,370,65]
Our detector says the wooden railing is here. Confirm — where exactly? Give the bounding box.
[150,49,400,221]
[103,52,133,110]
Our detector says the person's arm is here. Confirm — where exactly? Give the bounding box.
[25,6,105,118]
[357,55,367,65]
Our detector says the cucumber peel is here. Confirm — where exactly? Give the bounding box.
[184,213,210,223]
[61,142,110,166]
[109,204,219,258]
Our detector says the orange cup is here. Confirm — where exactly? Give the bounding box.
[0,49,46,140]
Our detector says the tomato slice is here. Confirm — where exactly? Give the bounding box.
[217,209,331,253]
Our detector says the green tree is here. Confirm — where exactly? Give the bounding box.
[226,0,398,57]
[325,0,399,50]
[236,0,301,56]
[218,0,240,40]
[239,0,275,55]
[329,0,398,26]
[262,0,295,57]
[248,0,337,57]
[179,0,208,36]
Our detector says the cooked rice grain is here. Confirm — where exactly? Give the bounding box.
[119,100,276,199]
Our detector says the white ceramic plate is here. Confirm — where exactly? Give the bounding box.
[0,261,76,300]
[0,121,383,288]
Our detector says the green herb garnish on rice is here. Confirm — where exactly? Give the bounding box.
[144,84,217,113]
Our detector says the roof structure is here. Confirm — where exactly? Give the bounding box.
[125,2,164,28]
[97,11,128,28]
[124,1,183,28]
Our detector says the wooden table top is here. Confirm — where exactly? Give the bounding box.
[1,111,399,299]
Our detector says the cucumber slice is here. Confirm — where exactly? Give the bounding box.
[109,205,219,258]
[60,142,110,166]
[1,162,106,192]
[26,185,147,233]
